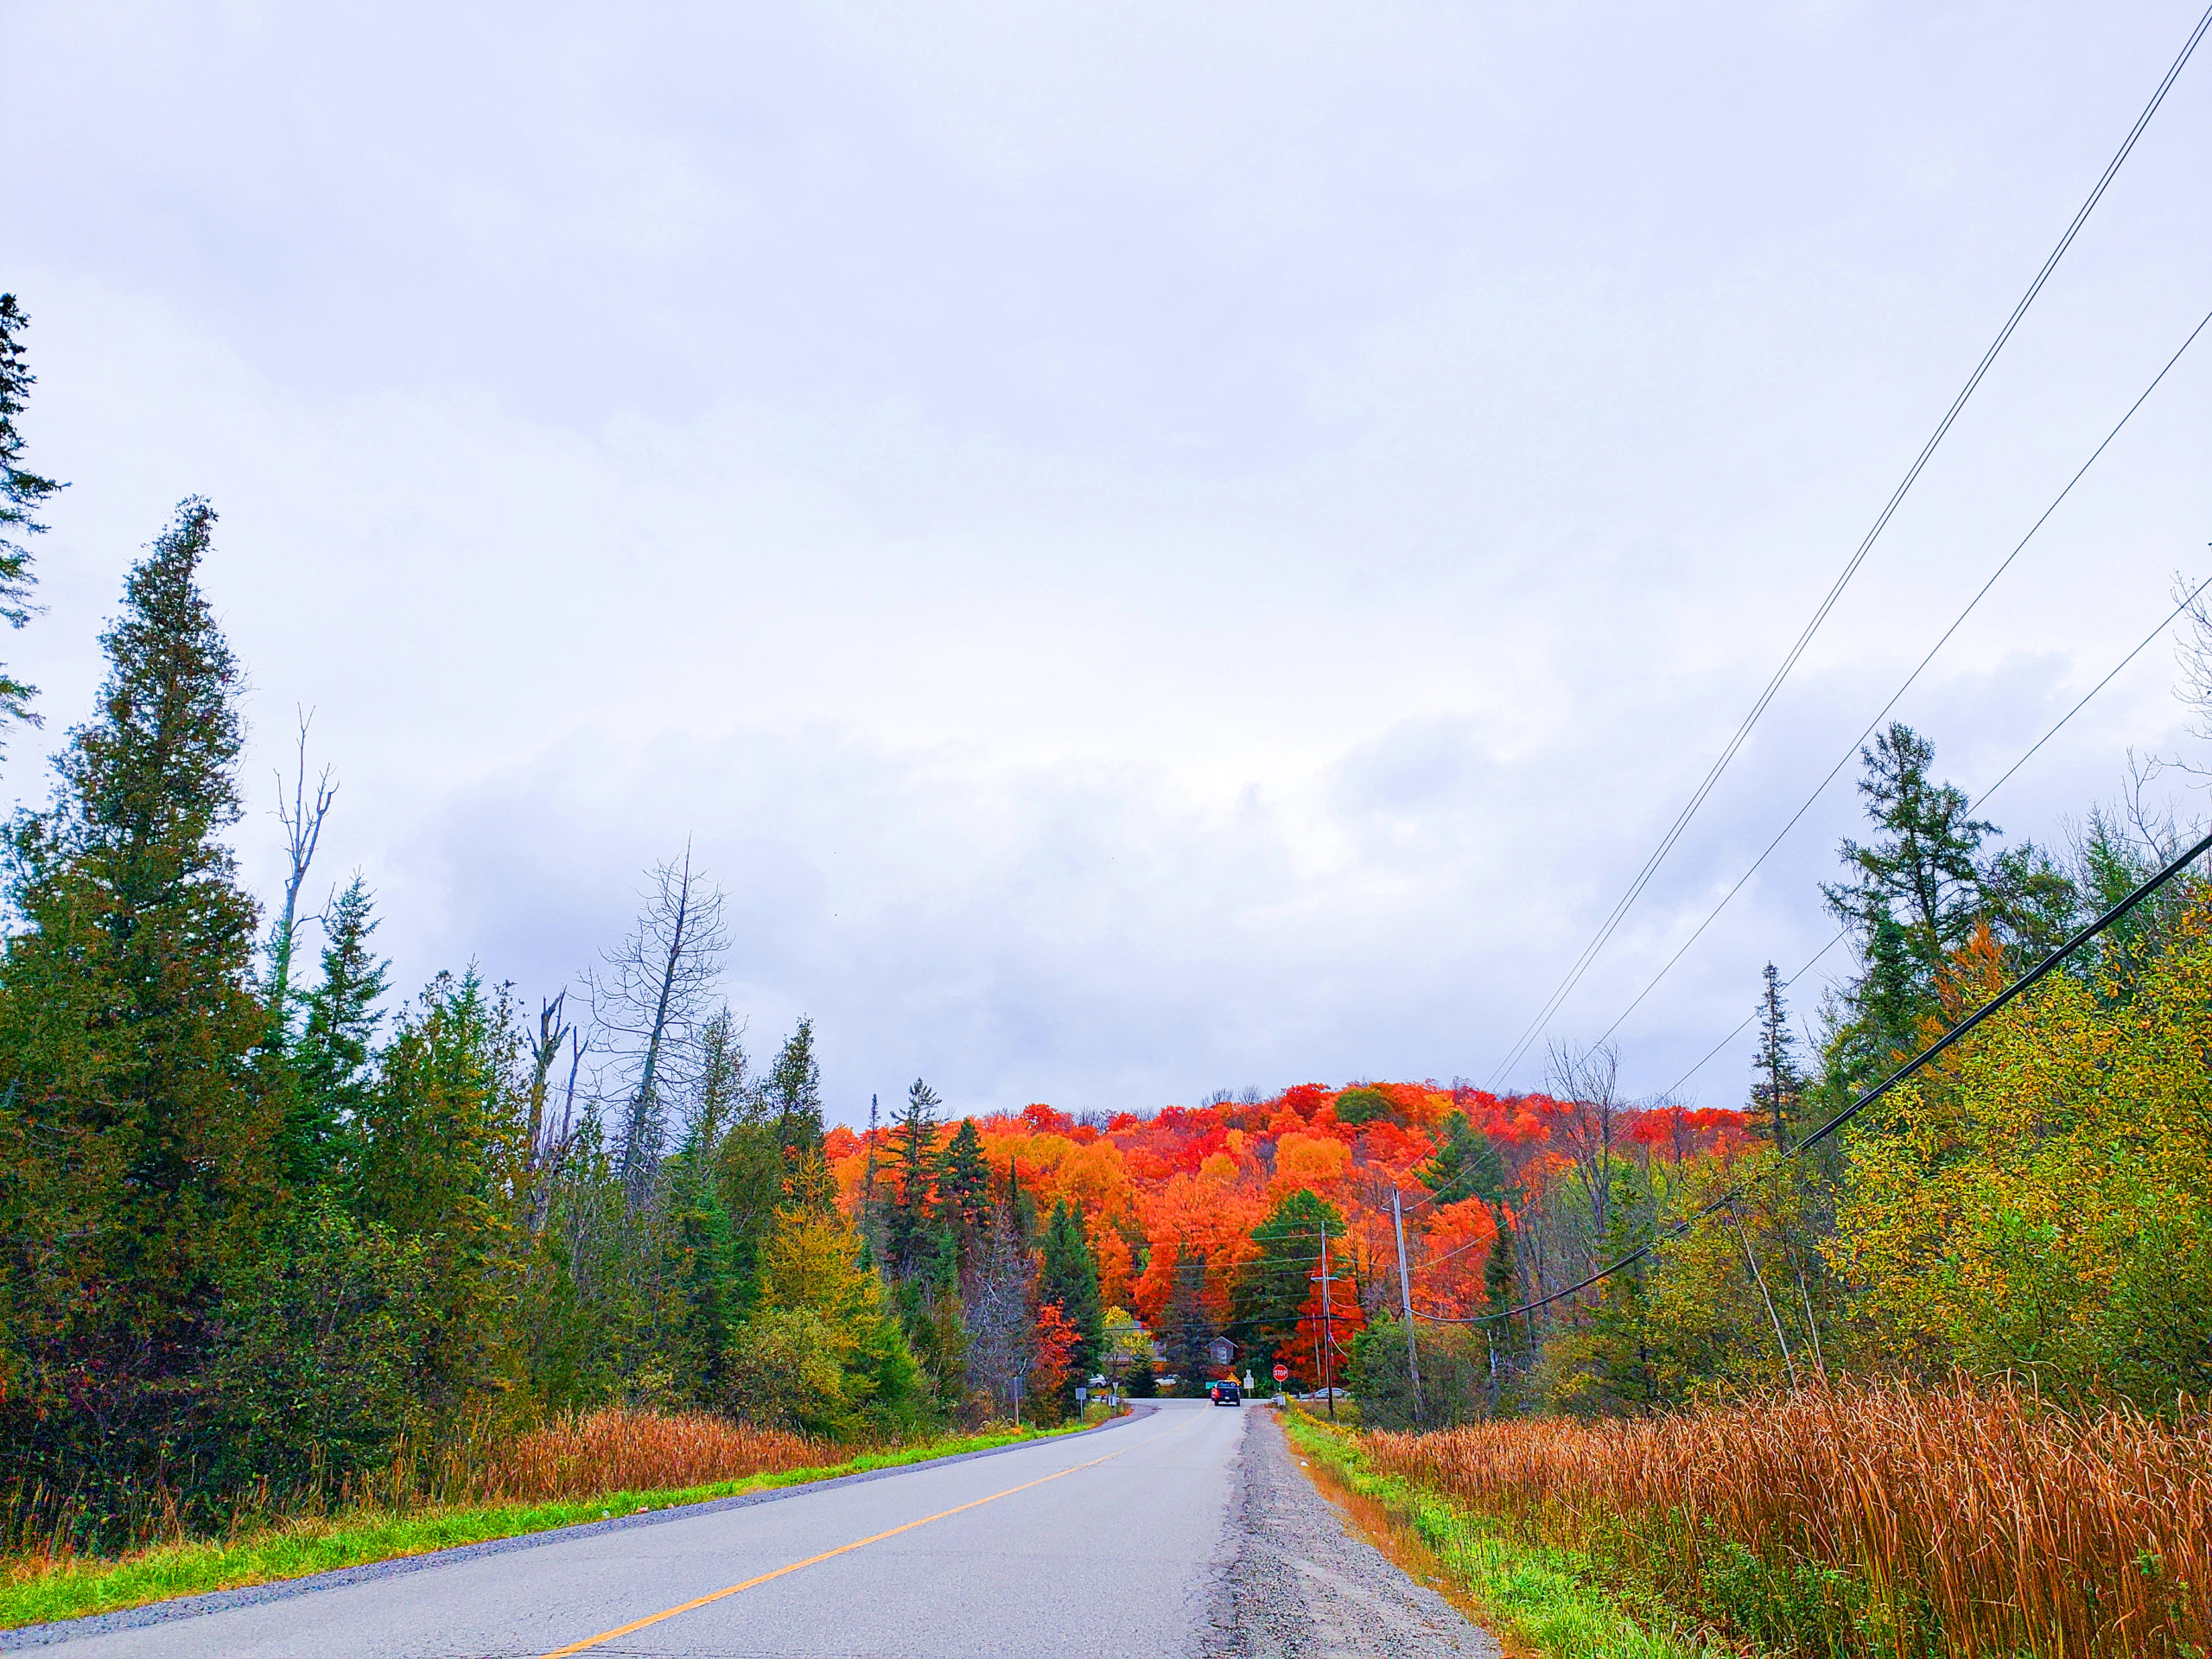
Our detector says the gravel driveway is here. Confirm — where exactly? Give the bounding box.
[1199,1408,1501,1659]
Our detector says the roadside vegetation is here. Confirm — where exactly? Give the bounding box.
[1287,1410,1704,1659]
[1339,1384,2212,1659]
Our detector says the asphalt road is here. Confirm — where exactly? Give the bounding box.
[22,1402,1240,1659]
[13,1401,1495,1659]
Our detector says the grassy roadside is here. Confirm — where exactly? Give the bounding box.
[1281,1410,1717,1659]
[0,1417,1103,1632]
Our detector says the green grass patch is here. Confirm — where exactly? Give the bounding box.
[0,1420,1096,1632]
[1284,1412,1714,1659]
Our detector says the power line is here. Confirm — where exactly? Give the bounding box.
[1405,557,2212,1253]
[1656,571,2212,1101]
[1582,309,2212,1056]
[1484,3,2212,1090]
[1421,821,2212,1324]
[1154,568,2212,1318]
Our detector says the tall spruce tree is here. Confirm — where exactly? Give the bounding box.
[1822,724,1996,975]
[1416,1111,1506,1206]
[356,970,531,1414]
[935,1116,990,1249]
[286,873,388,1192]
[1483,1219,1520,1406]
[658,1139,737,1406]
[1821,726,1999,1091]
[0,294,64,745]
[1815,724,2081,1096]
[1749,963,1803,1148]
[0,499,277,1497]
[1037,1200,1103,1401]
[883,1077,942,1281]
[768,1016,823,1163]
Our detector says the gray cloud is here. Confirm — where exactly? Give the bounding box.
[7,0,2206,1120]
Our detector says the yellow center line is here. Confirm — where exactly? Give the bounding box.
[532,1427,1169,1659]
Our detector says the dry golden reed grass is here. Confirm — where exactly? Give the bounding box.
[1364,1377,2210,1659]
[1,1410,825,1569]
[461,1408,821,1502]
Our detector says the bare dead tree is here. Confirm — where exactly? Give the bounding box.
[2171,573,2212,744]
[1546,1039,1623,1281]
[524,991,588,1234]
[268,708,337,1027]
[585,848,730,1209]
[962,1205,1034,1414]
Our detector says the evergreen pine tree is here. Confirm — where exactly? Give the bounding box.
[658,1141,736,1406]
[0,499,276,1500]
[1567,1170,1657,1414]
[883,1077,941,1280]
[0,294,64,744]
[1006,1156,1039,1248]
[1749,963,1804,1148]
[1816,725,2084,1097]
[1122,1344,1156,1396]
[1483,1218,1520,1407]
[1037,1200,1103,1402]
[357,970,531,1414]
[935,1116,990,1247]
[1821,724,1997,976]
[1415,1111,1506,1206]
[767,1016,823,1162]
[286,873,388,1192]
[697,1016,784,1307]
[1233,1189,1344,1382]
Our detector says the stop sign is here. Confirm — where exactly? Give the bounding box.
[1272,1363,1289,1382]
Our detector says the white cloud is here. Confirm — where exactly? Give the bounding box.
[6,0,2208,1118]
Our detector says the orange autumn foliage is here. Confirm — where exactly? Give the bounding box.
[829,1083,1748,1325]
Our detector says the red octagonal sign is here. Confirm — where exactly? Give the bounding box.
[1272,1363,1289,1382]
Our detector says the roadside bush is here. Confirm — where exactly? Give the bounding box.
[1350,1317,1494,1431]
[721,1307,848,1436]
[204,1198,433,1501]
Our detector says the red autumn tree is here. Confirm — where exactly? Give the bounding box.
[1031,1302,1078,1411]
[1291,1277,1365,1392]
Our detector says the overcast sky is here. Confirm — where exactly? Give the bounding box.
[7,1,2209,1122]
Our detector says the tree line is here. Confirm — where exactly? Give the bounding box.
[0,299,1111,1549]
[1352,714,2212,1423]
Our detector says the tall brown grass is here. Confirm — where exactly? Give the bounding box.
[1363,1376,2210,1659]
[460,1408,821,1502]
[4,1409,824,1563]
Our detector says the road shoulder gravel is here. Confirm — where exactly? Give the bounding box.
[1200,1408,1501,1659]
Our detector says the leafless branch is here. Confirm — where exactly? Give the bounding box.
[268,707,338,1017]
[583,845,730,1206]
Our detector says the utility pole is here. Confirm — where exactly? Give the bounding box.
[1390,1190,1423,1423]
[1313,1233,1338,1421]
